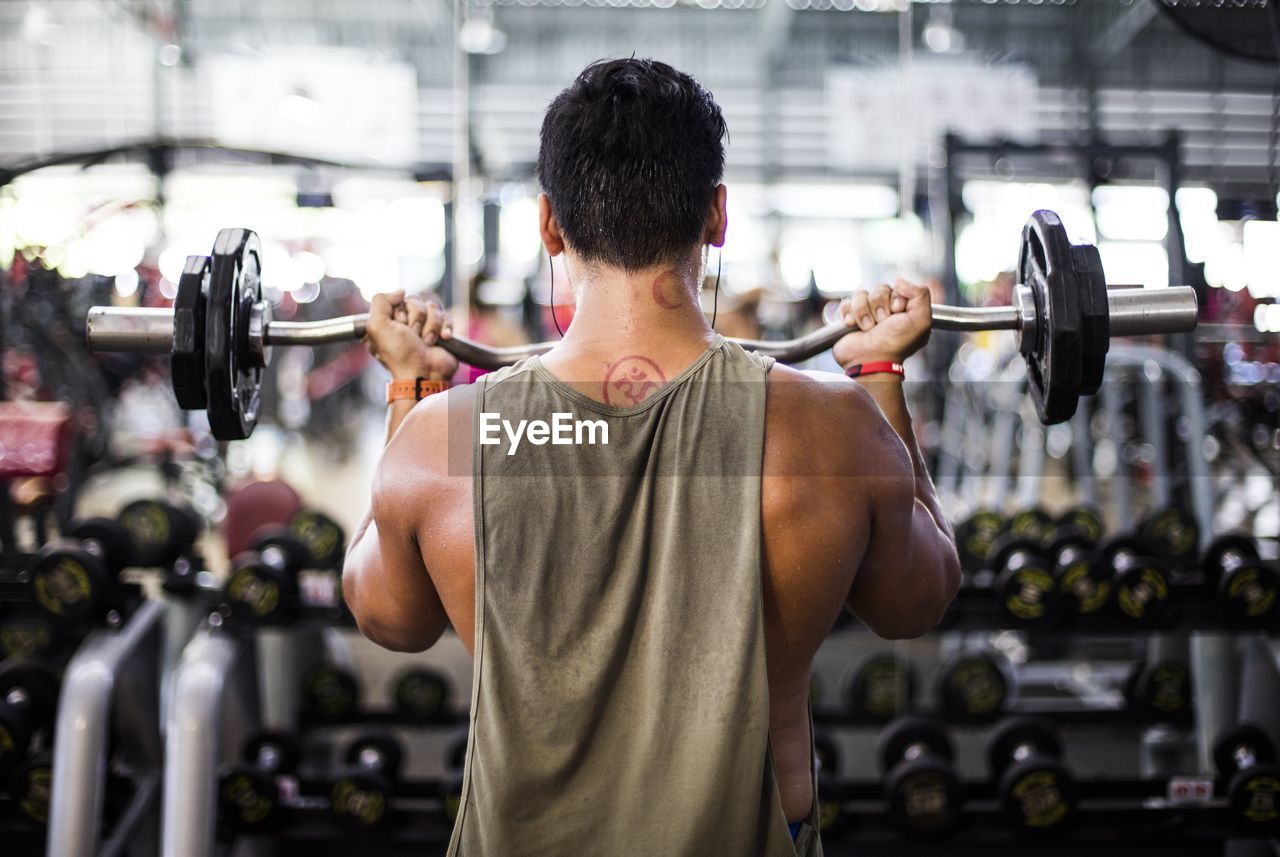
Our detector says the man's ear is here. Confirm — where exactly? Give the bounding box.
[703,184,728,248]
[538,193,566,257]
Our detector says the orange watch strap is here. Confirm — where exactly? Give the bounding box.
[386,378,449,404]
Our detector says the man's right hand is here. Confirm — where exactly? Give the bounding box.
[832,279,932,370]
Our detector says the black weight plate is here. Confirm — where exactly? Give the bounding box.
[242,730,302,774]
[1126,660,1193,725]
[1055,505,1105,544]
[1043,525,1093,561]
[936,652,1009,724]
[290,510,346,568]
[1006,507,1054,543]
[987,715,1062,777]
[847,652,916,723]
[1219,562,1280,627]
[252,527,312,573]
[877,714,953,773]
[65,516,134,573]
[331,770,393,830]
[1205,533,1260,576]
[1138,506,1201,568]
[1214,723,1278,777]
[392,667,450,721]
[988,534,1042,575]
[1098,534,1151,572]
[1113,563,1173,627]
[302,664,360,721]
[1055,549,1109,616]
[26,543,111,622]
[1072,243,1109,396]
[885,756,962,838]
[224,556,293,625]
[996,562,1060,626]
[345,733,405,781]
[118,499,184,567]
[0,660,60,727]
[206,228,263,440]
[172,255,210,410]
[955,509,1006,571]
[1018,211,1083,424]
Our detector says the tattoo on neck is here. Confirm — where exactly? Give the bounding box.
[651,270,684,310]
[602,355,667,406]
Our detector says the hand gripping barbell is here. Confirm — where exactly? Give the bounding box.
[84,210,1199,439]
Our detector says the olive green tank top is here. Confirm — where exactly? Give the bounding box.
[447,336,822,857]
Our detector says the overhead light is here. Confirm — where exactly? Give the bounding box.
[460,12,507,55]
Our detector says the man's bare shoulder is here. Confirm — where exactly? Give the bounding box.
[376,384,477,513]
[763,363,907,479]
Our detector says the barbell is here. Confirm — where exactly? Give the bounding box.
[85,210,1198,440]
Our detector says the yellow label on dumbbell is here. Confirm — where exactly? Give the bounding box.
[444,790,463,823]
[1005,567,1055,620]
[1117,567,1168,619]
[1061,562,1109,614]
[1,625,52,659]
[19,767,51,824]
[901,771,950,822]
[332,780,385,825]
[292,512,339,563]
[1012,770,1069,828]
[0,724,14,755]
[817,798,840,831]
[227,568,280,618]
[221,773,273,824]
[1241,775,1280,824]
[34,558,91,615]
[121,504,171,554]
[1228,569,1276,618]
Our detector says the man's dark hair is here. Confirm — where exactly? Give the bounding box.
[537,58,727,271]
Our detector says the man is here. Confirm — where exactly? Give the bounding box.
[344,58,960,856]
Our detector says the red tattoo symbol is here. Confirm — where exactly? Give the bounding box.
[651,271,683,310]
[602,355,667,406]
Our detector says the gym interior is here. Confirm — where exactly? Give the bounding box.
[0,1,1278,855]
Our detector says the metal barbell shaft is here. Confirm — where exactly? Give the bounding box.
[85,286,1198,371]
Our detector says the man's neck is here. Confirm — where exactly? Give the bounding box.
[556,259,714,354]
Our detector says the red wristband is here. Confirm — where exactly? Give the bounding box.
[844,361,905,380]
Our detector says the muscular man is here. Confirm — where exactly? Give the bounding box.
[344,58,960,856]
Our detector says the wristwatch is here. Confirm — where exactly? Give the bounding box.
[386,378,450,404]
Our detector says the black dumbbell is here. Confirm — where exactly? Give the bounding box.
[289,509,346,568]
[0,660,60,780]
[935,650,1010,725]
[1099,535,1173,627]
[987,716,1077,834]
[329,733,405,831]
[1124,660,1193,725]
[1005,507,1055,543]
[8,749,53,828]
[1042,525,1109,619]
[391,666,451,723]
[878,715,962,838]
[217,731,302,832]
[301,663,360,722]
[1138,504,1200,570]
[845,652,916,723]
[25,517,134,623]
[1054,505,1105,545]
[1213,639,1280,833]
[1203,533,1279,627]
[988,534,1061,625]
[224,528,313,625]
[117,498,201,568]
[0,616,63,662]
[955,509,1006,573]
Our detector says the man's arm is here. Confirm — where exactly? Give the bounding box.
[342,292,458,652]
[833,280,961,637]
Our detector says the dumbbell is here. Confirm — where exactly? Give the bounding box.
[0,660,60,779]
[1098,535,1174,627]
[877,715,962,838]
[1054,505,1105,545]
[935,650,1010,724]
[955,509,1006,573]
[845,652,916,723]
[1042,525,1109,619]
[1202,533,1279,627]
[1005,507,1055,543]
[117,498,202,567]
[217,731,302,832]
[391,666,451,723]
[0,615,62,662]
[301,662,360,722]
[1137,504,1200,570]
[25,517,134,623]
[1124,659,1193,725]
[329,733,405,830]
[987,716,1077,833]
[224,528,313,624]
[1213,639,1280,833]
[987,534,1061,625]
[288,509,346,568]
[8,749,53,828]
[813,730,841,777]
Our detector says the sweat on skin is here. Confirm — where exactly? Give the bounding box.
[479,410,610,455]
